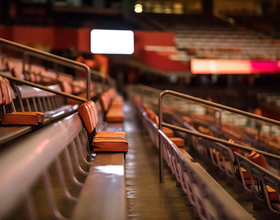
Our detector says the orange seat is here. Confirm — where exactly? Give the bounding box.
[169,137,184,147]
[77,100,128,153]
[162,127,174,138]
[106,109,124,122]
[241,167,256,180]
[266,185,278,201]
[182,116,194,127]
[242,151,267,180]
[77,101,96,133]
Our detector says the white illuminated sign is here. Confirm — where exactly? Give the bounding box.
[90,29,134,55]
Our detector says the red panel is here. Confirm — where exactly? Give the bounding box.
[139,50,189,71]
[53,28,78,50]
[12,26,55,48]
[0,26,13,40]
[133,31,175,53]
[77,28,91,51]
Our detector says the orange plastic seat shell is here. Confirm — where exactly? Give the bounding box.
[162,127,174,138]
[182,116,194,127]
[266,185,278,201]
[77,101,96,133]
[169,137,185,147]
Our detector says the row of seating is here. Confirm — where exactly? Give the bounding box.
[99,88,124,123]
[132,95,254,219]
[130,85,280,215]
[0,74,81,144]
[0,96,127,219]
[145,13,280,61]
[179,100,280,214]
[0,55,95,99]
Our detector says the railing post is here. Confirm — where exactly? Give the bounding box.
[86,66,91,101]
[219,110,222,131]
[158,91,167,183]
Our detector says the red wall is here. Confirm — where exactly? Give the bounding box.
[134,31,175,52]
[12,26,55,48]
[0,25,91,51]
[0,26,188,71]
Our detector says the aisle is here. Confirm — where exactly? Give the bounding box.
[123,102,193,220]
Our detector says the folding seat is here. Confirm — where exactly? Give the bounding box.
[241,151,266,180]
[182,116,194,127]
[169,137,185,147]
[77,101,128,153]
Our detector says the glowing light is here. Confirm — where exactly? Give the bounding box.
[90,29,134,55]
[191,59,280,74]
[134,4,143,13]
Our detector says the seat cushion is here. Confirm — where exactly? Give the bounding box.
[92,139,128,152]
[106,109,124,122]
[162,127,174,138]
[169,137,184,147]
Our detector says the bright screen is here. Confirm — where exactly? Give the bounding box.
[90,29,134,55]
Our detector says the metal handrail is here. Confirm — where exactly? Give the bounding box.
[158,90,280,183]
[163,122,280,160]
[0,38,91,100]
[138,84,162,94]
[1,74,87,103]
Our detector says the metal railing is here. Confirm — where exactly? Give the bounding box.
[158,90,280,182]
[0,38,91,100]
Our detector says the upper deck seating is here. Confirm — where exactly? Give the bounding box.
[142,14,280,61]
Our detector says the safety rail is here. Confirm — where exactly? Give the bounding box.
[0,38,91,100]
[158,90,280,183]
